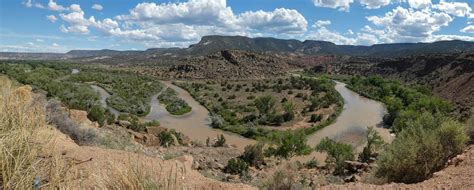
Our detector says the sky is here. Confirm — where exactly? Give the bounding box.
[0,0,473,53]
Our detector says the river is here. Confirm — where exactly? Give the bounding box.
[91,80,391,152]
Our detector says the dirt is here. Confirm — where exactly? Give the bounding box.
[36,122,256,189]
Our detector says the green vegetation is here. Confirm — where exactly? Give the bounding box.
[265,131,312,159]
[224,158,249,175]
[87,105,115,127]
[358,127,384,163]
[68,70,162,116]
[376,113,468,183]
[0,62,100,110]
[157,87,192,115]
[316,138,354,175]
[240,143,265,168]
[347,76,468,183]
[176,77,343,140]
[158,129,185,147]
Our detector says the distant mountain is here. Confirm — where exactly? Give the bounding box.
[0,52,64,60]
[65,49,141,58]
[172,35,474,57]
[1,35,474,59]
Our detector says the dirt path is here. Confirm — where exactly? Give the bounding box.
[145,81,255,150]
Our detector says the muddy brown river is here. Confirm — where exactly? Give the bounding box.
[92,80,391,152]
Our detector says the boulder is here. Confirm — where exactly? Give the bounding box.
[130,131,160,147]
[69,109,98,128]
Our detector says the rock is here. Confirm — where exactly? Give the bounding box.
[345,161,369,172]
[146,126,168,136]
[130,131,160,147]
[69,109,98,128]
[117,120,132,128]
[344,174,361,182]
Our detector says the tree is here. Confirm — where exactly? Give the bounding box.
[316,138,354,175]
[359,127,384,163]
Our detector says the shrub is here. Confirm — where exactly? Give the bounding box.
[265,131,311,159]
[283,101,295,122]
[254,96,277,115]
[309,114,321,123]
[214,134,226,147]
[240,143,265,167]
[228,95,237,99]
[316,138,354,175]
[359,127,384,163]
[376,113,468,183]
[304,159,319,169]
[224,158,249,175]
[88,105,106,127]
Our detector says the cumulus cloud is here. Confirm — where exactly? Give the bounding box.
[312,0,353,11]
[23,0,44,8]
[406,0,432,9]
[313,20,331,28]
[92,4,103,11]
[237,8,308,34]
[48,0,67,11]
[367,6,453,42]
[46,15,57,23]
[360,0,391,9]
[433,0,472,17]
[461,25,474,33]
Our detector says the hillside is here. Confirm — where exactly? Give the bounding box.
[2,36,474,59]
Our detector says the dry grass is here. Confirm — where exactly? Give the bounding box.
[94,156,187,190]
[0,77,77,189]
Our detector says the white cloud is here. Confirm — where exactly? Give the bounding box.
[461,25,474,33]
[237,8,308,34]
[46,15,57,23]
[360,0,391,9]
[312,0,353,11]
[52,43,59,47]
[48,0,67,12]
[112,0,308,45]
[35,39,44,42]
[23,0,44,9]
[406,0,431,9]
[313,20,331,28]
[433,0,472,17]
[92,4,103,11]
[367,6,453,42]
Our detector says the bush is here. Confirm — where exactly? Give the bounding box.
[309,114,321,123]
[254,96,277,115]
[376,113,468,183]
[224,158,249,175]
[88,105,106,127]
[214,134,226,147]
[265,131,311,159]
[359,127,384,163]
[240,143,265,167]
[316,138,354,175]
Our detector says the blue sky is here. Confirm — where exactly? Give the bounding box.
[0,0,473,52]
